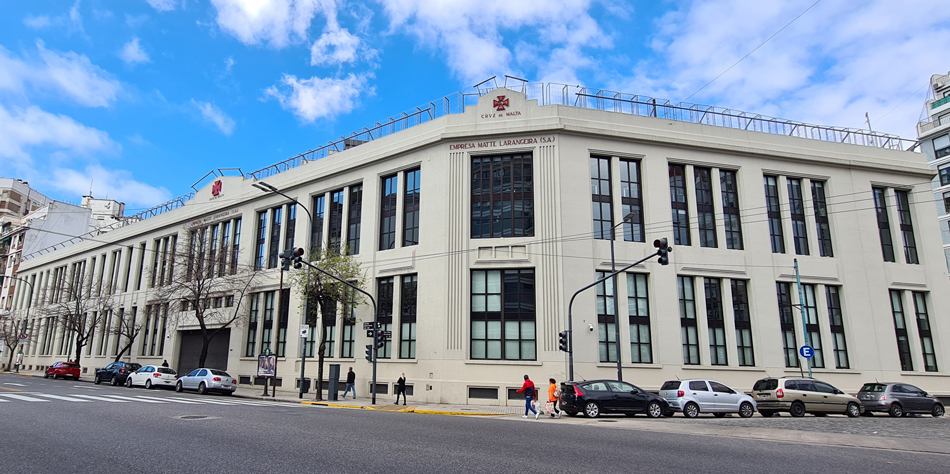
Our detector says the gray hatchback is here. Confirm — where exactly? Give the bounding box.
[175,368,237,395]
[857,383,944,418]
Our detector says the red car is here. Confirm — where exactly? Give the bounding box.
[45,361,81,380]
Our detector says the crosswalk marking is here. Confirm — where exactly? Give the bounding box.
[132,395,201,404]
[0,398,8,402]
[35,394,92,402]
[73,394,130,403]
[100,394,166,403]
[0,391,299,407]
[0,393,50,402]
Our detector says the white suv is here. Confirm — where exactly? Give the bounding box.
[659,379,757,418]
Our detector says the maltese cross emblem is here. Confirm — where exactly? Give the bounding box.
[493,95,509,111]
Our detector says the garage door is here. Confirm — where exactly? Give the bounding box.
[177,329,230,375]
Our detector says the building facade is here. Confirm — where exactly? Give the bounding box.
[918,71,950,271]
[5,86,948,404]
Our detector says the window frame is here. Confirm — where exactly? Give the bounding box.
[704,278,727,365]
[669,164,691,246]
[764,175,785,253]
[590,156,613,241]
[895,190,918,264]
[471,153,534,238]
[470,269,536,360]
[889,290,914,371]
[731,279,755,367]
[787,178,809,255]
[678,276,700,365]
[694,167,718,248]
[627,273,651,364]
[873,187,896,262]
[719,169,743,250]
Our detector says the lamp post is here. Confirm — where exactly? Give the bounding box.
[252,181,314,399]
[608,212,636,382]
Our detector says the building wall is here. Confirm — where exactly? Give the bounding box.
[7,89,949,404]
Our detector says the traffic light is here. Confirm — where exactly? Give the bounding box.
[375,334,385,349]
[292,247,305,269]
[654,238,671,265]
[558,330,570,353]
[279,248,295,271]
[364,344,373,362]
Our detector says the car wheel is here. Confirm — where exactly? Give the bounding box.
[933,404,945,418]
[43,372,49,379]
[583,401,600,418]
[683,402,700,418]
[713,412,726,418]
[646,401,663,419]
[126,377,133,388]
[198,383,207,395]
[94,375,101,385]
[739,402,754,418]
[175,381,183,393]
[888,403,903,418]
[110,376,118,386]
[52,372,58,380]
[847,403,861,418]
[145,380,152,389]
[759,410,776,418]
[790,402,806,417]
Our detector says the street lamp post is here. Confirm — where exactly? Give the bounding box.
[608,213,635,382]
[253,181,314,399]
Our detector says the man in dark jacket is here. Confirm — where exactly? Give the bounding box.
[517,375,538,419]
[342,367,356,399]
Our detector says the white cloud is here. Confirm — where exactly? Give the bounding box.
[210,0,320,48]
[224,56,235,73]
[0,42,122,108]
[146,0,178,12]
[49,164,171,208]
[23,15,51,28]
[264,73,371,122]
[0,104,116,160]
[119,37,150,64]
[310,27,362,65]
[191,100,236,135]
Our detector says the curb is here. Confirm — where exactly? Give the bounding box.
[301,401,376,410]
[412,409,504,416]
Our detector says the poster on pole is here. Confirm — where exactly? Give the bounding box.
[257,355,276,377]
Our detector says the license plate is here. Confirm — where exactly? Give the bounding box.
[759,394,770,398]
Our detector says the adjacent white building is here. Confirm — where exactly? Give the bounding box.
[919,71,950,271]
[4,84,947,405]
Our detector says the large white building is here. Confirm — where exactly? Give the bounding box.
[4,84,948,405]
[919,71,950,271]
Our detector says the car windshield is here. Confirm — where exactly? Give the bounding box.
[753,379,778,391]
[64,362,80,367]
[210,369,231,377]
[860,383,887,392]
[660,381,681,390]
[157,368,176,375]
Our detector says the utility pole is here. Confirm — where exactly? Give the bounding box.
[794,259,812,379]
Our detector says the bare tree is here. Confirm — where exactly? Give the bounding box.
[1,312,25,370]
[110,306,145,363]
[40,268,114,364]
[290,247,365,401]
[152,230,262,368]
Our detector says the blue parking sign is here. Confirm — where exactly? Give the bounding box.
[799,345,814,359]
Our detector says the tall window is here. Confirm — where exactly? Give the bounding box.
[811,181,833,257]
[303,295,317,358]
[377,277,394,359]
[284,204,296,254]
[322,305,336,358]
[340,300,355,358]
[404,168,421,246]
[619,160,645,242]
[267,206,282,269]
[276,289,289,357]
[218,221,230,276]
[890,290,913,371]
[873,188,895,262]
[731,280,754,366]
[895,191,918,264]
[826,286,849,369]
[590,157,613,240]
[246,294,258,357]
[764,176,785,253]
[801,284,823,368]
[328,189,345,251]
[208,225,219,279]
[310,195,325,255]
[695,167,718,248]
[400,274,418,359]
[912,292,938,372]
[776,282,799,368]
[704,278,727,365]
[669,165,691,246]
[254,210,267,270]
[787,178,809,255]
[627,273,651,364]
[380,175,398,251]
[347,184,363,255]
[471,153,534,238]
[470,269,535,360]
[230,218,241,274]
[595,271,616,362]
[260,291,274,355]
[678,276,699,365]
[720,170,743,250]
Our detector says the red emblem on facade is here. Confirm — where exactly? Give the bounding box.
[211,180,222,196]
[493,95,509,111]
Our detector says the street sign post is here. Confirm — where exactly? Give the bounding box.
[362,322,374,330]
[799,345,814,359]
[366,329,375,338]
[299,325,310,339]
[380,331,392,340]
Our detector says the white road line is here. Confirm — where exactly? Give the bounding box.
[0,398,8,402]
[3,382,26,386]
[0,393,50,402]
[73,394,130,403]
[132,396,201,404]
[35,394,93,402]
[183,398,235,405]
[99,395,167,403]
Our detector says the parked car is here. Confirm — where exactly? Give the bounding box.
[558,380,670,418]
[44,361,81,380]
[126,365,178,389]
[175,368,237,395]
[857,383,945,418]
[752,377,862,418]
[94,361,142,386]
[659,379,757,418]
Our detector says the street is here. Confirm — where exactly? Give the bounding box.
[1,373,947,473]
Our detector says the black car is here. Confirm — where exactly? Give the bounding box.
[559,380,670,418]
[94,362,142,386]
[857,383,945,418]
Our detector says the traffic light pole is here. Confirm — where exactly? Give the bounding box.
[794,259,812,379]
[565,245,667,382]
[292,259,379,405]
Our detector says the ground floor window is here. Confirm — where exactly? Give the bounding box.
[471,269,535,360]
[627,273,651,364]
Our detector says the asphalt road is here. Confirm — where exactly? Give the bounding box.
[1,374,946,473]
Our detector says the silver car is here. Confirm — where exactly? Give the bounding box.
[660,379,757,418]
[175,368,237,395]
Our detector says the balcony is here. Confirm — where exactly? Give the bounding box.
[931,96,950,110]
[919,114,950,135]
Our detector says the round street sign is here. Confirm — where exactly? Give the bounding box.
[18,333,28,341]
[799,345,814,359]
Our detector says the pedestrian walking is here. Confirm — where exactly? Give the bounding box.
[517,374,539,419]
[548,378,561,418]
[342,367,356,399]
[161,360,169,368]
[395,373,407,405]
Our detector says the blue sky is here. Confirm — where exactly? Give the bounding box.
[1,0,948,211]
